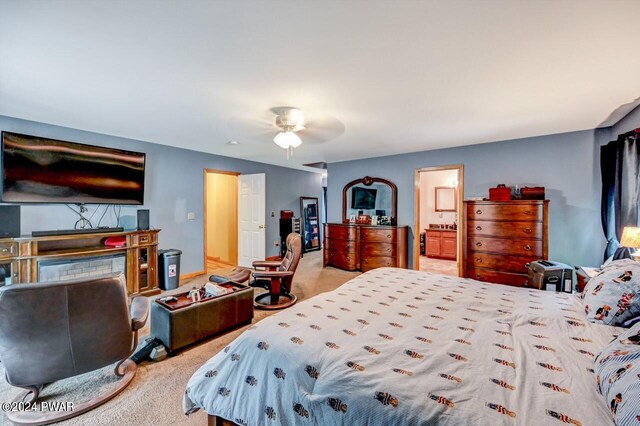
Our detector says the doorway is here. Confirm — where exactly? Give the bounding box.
[204,169,239,274]
[414,165,464,276]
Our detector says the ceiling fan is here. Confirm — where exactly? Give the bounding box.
[273,107,305,159]
[228,106,345,160]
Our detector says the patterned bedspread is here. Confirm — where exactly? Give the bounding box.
[184,268,620,426]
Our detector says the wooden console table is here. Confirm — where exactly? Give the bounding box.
[0,229,161,296]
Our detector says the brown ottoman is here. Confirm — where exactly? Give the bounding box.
[151,282,254,353]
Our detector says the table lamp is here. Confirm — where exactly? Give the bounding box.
[620,226,640,260]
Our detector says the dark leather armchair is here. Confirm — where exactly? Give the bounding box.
[211,233,302,310]
[0,273,148,425]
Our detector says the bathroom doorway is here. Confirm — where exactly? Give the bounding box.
[414,165,464,276]
[203,169,239,273]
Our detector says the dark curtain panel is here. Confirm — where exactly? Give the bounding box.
[600,130,640,260]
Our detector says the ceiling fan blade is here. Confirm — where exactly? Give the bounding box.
[298,112,345,144]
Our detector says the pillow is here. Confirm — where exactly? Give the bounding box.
[583,259,640,326]
[594,321,640,425]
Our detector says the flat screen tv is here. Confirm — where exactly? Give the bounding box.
[1,132,146,205]
[351,187,377,210]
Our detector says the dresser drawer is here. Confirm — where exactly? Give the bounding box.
[467,203,543,221]
[326,238,357,253]
[361,228,396,243]
[325,225,357,241]
[467,220,543,239]
[467,252,538,274]
[361,255,395,272]
[361,242,396,257]
[468,268,529,287]
[469,237,543,257]
[327,250,357,270]
[0,241,17,259]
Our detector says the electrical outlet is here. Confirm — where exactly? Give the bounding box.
[274,240,279,247]
[271,211,275,217]
[187,212,196,221]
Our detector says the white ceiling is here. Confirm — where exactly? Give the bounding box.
[2,0,640,172]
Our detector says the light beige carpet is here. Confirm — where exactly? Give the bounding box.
[0,251,359,426]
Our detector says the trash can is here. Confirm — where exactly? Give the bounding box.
[158,249,182,290]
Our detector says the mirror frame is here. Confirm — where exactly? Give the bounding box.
[300,196,321,252]
[342,176,397,224]
[435,186,457,212]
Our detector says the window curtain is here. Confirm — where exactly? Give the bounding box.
[600,130,640,261]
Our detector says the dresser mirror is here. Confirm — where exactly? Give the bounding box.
[435,186,456,211]
[342,176,397,225]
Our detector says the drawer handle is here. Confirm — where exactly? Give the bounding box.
[386,234,392,239]
[524,210,532,215]
[524,244,532,251]
[476,273,481,279]
[475,226,482,231]
[1,248,7,253]
[475,257,482,263]
[387,248,391,252]
[476,209,482,215]
[524,280,529,287]
[346,243,351,249]
[346,257,351,261]
[475,242,483,247]
[363,259,368,263]
[524,228,532,234]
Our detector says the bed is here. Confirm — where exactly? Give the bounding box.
[184,267,620,425]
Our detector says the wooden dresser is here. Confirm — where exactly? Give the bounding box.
[323,223,408,272]
[462,200,548,287]
[425,229,457,260]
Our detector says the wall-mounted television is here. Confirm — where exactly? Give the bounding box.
[351,187,377,210]
[1,132,146,205]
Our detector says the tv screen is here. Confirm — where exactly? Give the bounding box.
[351,187,377,210]
[1,132,145,205]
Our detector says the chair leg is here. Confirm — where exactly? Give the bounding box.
[116,330,139,377]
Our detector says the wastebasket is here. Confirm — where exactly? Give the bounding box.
[158,249,182,290]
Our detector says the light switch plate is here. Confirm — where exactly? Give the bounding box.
[187,212,196,220]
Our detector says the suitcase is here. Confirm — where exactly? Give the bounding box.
[489,185,511,201]
[521,187,545,200]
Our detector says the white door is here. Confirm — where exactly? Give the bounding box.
[238,173,266,267]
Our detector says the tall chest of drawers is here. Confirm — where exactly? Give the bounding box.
[462,200,548,287]
[323,223,408,272]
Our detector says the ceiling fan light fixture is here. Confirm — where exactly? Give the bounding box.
[273,131,302,149]
[273,107,305,159]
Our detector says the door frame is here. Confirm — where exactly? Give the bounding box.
[413,164,464,276]
[203,168,241,272]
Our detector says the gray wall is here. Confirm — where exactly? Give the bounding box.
[612,103,640,136]
[328,103,640,269]
[0,115,323,274]
[328,129,606,268]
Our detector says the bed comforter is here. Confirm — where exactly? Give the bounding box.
[184,267,620,426]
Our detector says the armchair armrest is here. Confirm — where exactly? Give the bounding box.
[252,270,294,279]
[130,296,149,331]
[252,260,282,269]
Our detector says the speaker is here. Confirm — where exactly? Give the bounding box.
[137,209,149,230]
[0,205,20,238]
